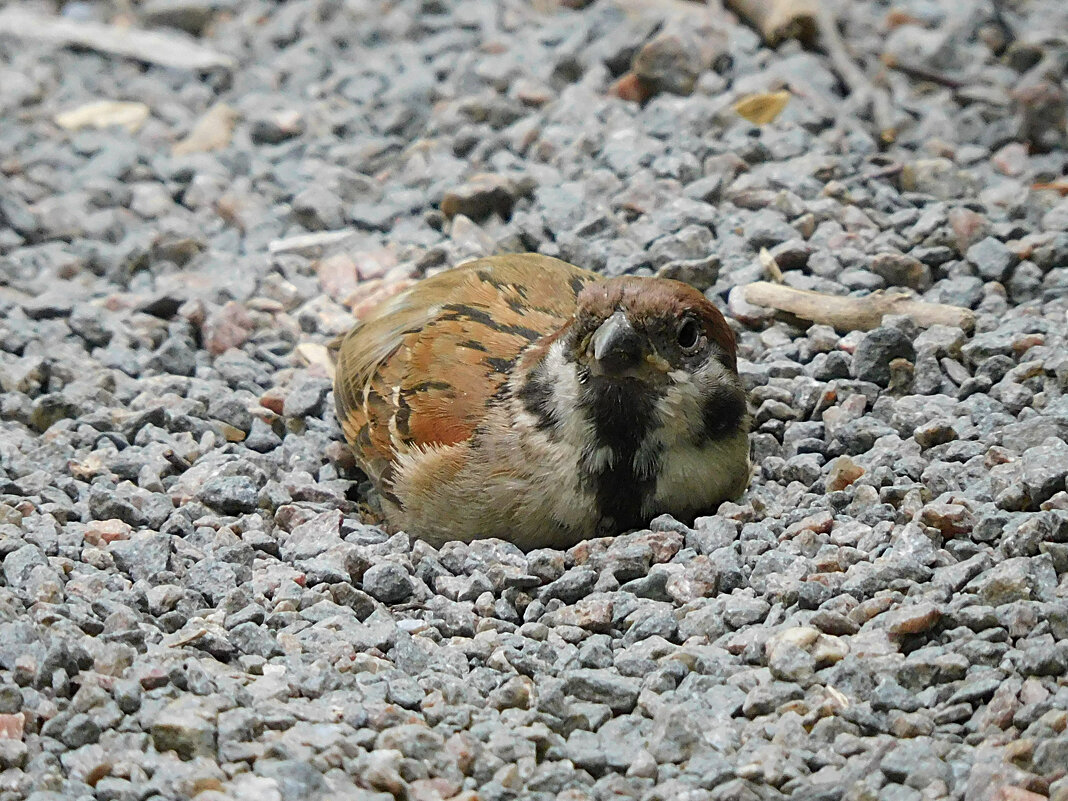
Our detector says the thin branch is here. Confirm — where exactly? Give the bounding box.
[881,54,966,90]
[724,0,819,46]
[812,2,897,144]
[0,7,234,71]
[740,282,976,332]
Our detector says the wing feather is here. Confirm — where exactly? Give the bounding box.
[333,254,600,492]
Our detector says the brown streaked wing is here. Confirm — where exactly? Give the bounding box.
[333,254,601,487]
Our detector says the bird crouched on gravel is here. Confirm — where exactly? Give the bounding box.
[333,253,751,550]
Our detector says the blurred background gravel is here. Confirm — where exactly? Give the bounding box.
[1,0,1067,799]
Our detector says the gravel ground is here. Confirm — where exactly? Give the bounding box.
[2,0,1068,799]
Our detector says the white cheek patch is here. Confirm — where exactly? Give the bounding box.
[658,373,703,440]
[651,428,751,516]
[543,341,597,451]
[503,341,602,533]
[634,358,742,481]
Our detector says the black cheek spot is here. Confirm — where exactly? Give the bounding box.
[700,384,748,440]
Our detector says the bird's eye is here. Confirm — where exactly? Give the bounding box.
[676,318,701,352]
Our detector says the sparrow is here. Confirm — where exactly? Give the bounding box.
[333,253,751,550]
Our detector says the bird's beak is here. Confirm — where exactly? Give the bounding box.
[591,311,644,375]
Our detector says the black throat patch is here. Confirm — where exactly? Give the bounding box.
[583,378,660,533]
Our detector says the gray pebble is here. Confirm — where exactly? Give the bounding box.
[852,327,917,386]
[362,562,414,604]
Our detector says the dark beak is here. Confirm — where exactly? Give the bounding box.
[591,311,643,374]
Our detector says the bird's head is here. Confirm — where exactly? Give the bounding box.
[514,273,749,467]
[566,276,739,392]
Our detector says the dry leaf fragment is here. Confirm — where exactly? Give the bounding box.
[173,103,237,155]
[55,100,150,132]
[759,247,784,282]
[733,90,791,125]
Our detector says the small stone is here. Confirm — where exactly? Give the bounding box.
[143,0,228,35]
[292,185,345,231]
[362,562,413,604]
[282,376,332,419]
[441,173,528,220]
[250,108,304,144]
[810,610,859,636]
[229,622,281,657]
[315,253,360,303]
[145,337,197,376]
[966,236,1018,281]
[109,532,172,582]
[203,301,253,356]
[0,712,24,737]
[632,31,704,96]
[245,418,283,452]
[919,502,975,536]
[967,557,1034,605]
[281,510,343,559]
[888,713,931,739]
[742,681,804,718]
[745,209,798,250]
[825,455,864,491]
[0,739,27,770]
[656,254,720,290]
[871,252,931,290]
[765,626,847,682]
[82,518,132,546]
[1019,438,1068,507]
[852,327,916,386]
[879,602,942,635]
[902,158,978,200]
[540,568,597,604]
[60,712,101,748]
[486,675,534,710]
[54,99,150,132]
[198,475,260,515]
[150,701,217,759]
[564,669,641,713]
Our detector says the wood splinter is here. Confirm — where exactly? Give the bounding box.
[740,281,976,332]
[724,0,819,46]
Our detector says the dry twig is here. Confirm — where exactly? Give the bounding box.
[812,2,896,144]
[0,6,235,71]
[723,0,818,46]
[881,54,966,90]
[740,282,975,332]
[842,162,905,185]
